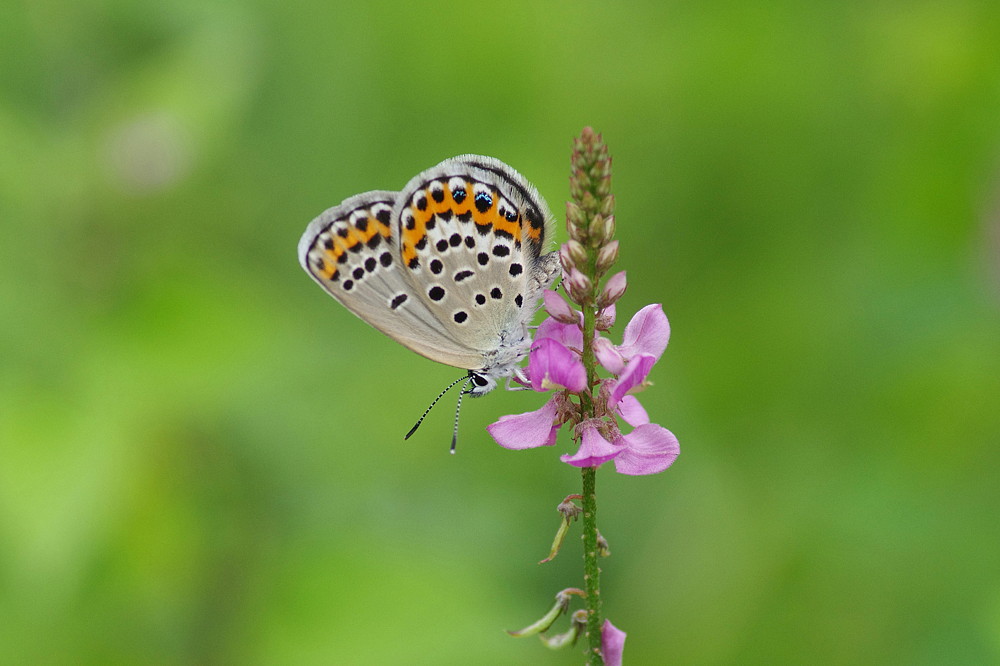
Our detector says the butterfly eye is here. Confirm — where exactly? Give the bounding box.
[471,373,489,387]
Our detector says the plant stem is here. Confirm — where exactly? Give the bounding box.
[568,126,613,664]
[579,236,602,661]
[579,271,602,661]
[581,465,603,664]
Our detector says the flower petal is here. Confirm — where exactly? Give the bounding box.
[528,338,586,393]
[560,423,621,468]
[613,424,679,475]
[618,303,670,362]
[543,289,577,323]
[536,317,583,350]
[594,335,625,374]
[487,398,560,450]
[601,620,626,666]
[601,270,627,303]
[617,395,650,427]
[608,353,656,407]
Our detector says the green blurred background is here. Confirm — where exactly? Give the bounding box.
[3,1,1000,663]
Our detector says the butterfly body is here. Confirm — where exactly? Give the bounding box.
[299,155,560,395]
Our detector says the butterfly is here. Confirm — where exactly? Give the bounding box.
[298,155,561,400]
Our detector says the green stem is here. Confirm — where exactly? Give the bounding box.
[580,273,603,663]
[581,466,603,664]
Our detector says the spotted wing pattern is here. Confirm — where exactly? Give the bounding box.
[298,190,482,369]
[299,155,560,379]
[393,155,559,360]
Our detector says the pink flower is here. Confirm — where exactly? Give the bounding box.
[560,389,679,475]
[527,338,586,393]
[595,303,670,374]
[559,422,622,468]
[602,620,626,666]
[487,278,679,476]
[487,397,561,450]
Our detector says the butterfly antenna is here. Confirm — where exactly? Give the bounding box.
[450,377,474,454]
[405,375,469,440]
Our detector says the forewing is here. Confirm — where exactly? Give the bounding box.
[298,189,483,369]
[391,155,559,354]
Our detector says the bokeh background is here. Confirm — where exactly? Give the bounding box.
[3,1,1000,663]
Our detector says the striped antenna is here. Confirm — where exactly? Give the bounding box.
[404,373,470,441]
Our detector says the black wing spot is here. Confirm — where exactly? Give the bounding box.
[490,287,502,300]
[390,293,408,309]
[453,311,468,324]
[429,286,445,301]
[475,191,493,213]
[430,259,443,274]
[509,263,523,277]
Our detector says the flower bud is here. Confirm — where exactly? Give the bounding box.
[600,214,616,242]
[565,201,585,230]
[559,244,575,273]
[565,268,593,304]
[596,270,627,309]
[597,178,611,200]
[595,240,619,275]
[588,214,605,245]
[600,194,615,217]
[565,239,587,266]
[543,290,578,325]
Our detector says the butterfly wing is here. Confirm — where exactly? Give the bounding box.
[298,189,483,369]
[392,155,561,367]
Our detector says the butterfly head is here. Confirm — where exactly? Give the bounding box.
[466,371,496,397]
